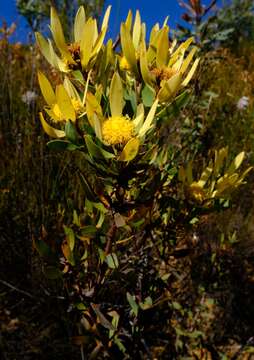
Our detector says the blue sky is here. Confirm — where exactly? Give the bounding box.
[0,0,217,42]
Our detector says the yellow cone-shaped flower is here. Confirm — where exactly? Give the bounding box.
[179,148,252,203]
[140,33,200,103]
[85,71,158,161]
[38,71,79,123]
[120,15,199,103]
[102,116,134,145]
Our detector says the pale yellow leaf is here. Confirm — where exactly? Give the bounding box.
[74,6,86,43]
[120,23,139,75]
[182,58,200,87]
[37,71,56,106]
[39,112,65,138]
[56,85,76,122]
[133,10,141,50]
[139,99,158,138]
[109,72,123,116]
[119,138,140,161]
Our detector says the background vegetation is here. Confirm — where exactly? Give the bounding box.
[1,0,254,359]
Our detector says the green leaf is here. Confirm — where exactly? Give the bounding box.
[80,225,97,236]
[119,138,140,161]
[64,226,75,251]
[140,296,153,310]
[84,135,115,159]
[72,70,85,84]
[78,171,98,202]
[44,266,62,280]
[65,120,78,143]
[126,292,139,316]
[106,253,119,269]
[124,89,137,114]
[33,238,55,261]
[47,140,70,151]
[141,85,155,107]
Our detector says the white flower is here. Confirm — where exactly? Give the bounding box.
[21,90,37,105]
[237,96,249,110]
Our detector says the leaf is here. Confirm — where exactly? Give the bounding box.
[168,37,194,67]
[91,27,107,58]
[73,70,85,84]
[126,292,138,316]
[80,18,95,68]
[156,26,169,68]
[50,7,74,64]
[33,238,52,258]
[114,213,126,227]
[64,226,75,251]
[101,5,111,30]
[63,77,81,100]
[132,10,141,50]
[39,112,65,138]
[158,72,182,102]
[132,104,144,131]
[61,240,75,266]
[78,171,98,202]
[197,166,213,188]
[140,38,154,87]
[214,147,228,177]
[84,135,115,159]
[44,266,62,280]
[35,32,55,68]
[80,225,97,237]
[180,46,198,74]
[109,72,124,116]
[106,253,119,269]
[108,311,120,338]
[120,23,139,75]
[91,304,115,330]
[74,6,86,43]
[56,85,76,122]
[138,99,158,138]
[227,151,245,175]
[125,10,133,32]
[141,85,155,107]
[140,296,153,310]
[65,120,78,143]
[47,140,70,151]
[182,58,200,87]
[37,71,56,106]
[119,138,140,161]
[124,89,137,114]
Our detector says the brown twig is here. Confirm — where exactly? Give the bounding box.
[0,279,37,299]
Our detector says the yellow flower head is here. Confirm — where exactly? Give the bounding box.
[35,6,111,73]
[71,98,85,115]
[102,116,134,145]
[188,182,205,203]
[119,56,132,71]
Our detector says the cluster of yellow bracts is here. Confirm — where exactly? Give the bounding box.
[37,6,199,160]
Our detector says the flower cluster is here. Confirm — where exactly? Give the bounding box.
[37,6,199,161]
